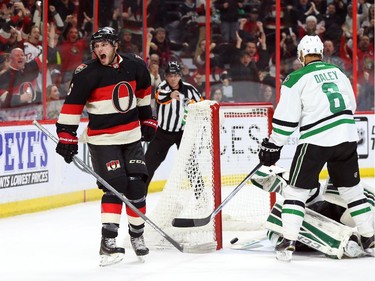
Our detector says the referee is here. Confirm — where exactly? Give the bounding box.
[145,61,204,189]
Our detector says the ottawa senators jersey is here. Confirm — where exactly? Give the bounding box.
[57,53,152,145]
[0,59,41,108]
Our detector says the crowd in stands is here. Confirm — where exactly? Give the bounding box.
[0,0,373,121]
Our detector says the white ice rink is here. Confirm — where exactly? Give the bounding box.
[1,179,375,281]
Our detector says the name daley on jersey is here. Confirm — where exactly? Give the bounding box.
[313,70,338,84]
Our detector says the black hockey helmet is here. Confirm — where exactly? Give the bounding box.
[90,27,119,52]
[165,61,181,75]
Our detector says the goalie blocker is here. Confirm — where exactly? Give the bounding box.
[251,165,375,258]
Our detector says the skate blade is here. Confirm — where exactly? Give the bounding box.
[276,250,293,262]
[99,253,124,267]
[137,256,146,263]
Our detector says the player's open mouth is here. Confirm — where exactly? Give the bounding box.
[100,54,106,59]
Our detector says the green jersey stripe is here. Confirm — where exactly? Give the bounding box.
[300,119,355,139]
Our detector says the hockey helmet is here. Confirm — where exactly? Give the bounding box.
[297,35,323,66]
[165,61,181,75]
[90,27,119,52]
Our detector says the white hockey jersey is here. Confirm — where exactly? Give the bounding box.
[270,61,359,147]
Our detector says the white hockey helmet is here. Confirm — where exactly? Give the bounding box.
[297,35,324,66]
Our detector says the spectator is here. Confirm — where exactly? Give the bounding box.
[237,22,270,72]
[357,71,374,111]
[231,38,258,76]
[57,24,89,91]
[357,34,374,86]
[322,39,346,72]
[229,49,260,101]
[53,0,76,23]
[331,0,348,21]
[0,53,10,76]
[148,59,163,115]
[258,69,276,88]
[258,84,276,107]
[0,48,40,109]
[165,0,198,53]
[211,87,227,102]
[321,3,344,44]
[261,0,287,36]
[175,0,199,56]
[46,84,62,119]
[50,68,66,97]
[360,4,374,40]
[291,0,321,24]
[114,0,143,34]
[343,1,369,39]
[24,24,59,102]
[280,29,298,60]
[311,0,326,15]
[0,24,24,54]
[214,0,244,44]
[149,27,175,70]
[298,15,325,38]
[220,71,234,101]
[193,39,224,77]
[238,7,262,41]
[0,1,32,50]
[118,29,140,55]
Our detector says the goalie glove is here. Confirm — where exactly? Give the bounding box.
[251,165,288,194]
[141,117,157,142]
[258,138,282,166]
[56,131,78,164]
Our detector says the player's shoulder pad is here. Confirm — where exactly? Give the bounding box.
[121,53,146,66]
[282,68,305,88]
[74,59,96,75]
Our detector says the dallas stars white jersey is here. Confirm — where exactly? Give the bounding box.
[270,61,359,147]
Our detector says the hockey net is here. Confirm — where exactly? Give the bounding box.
[144,100,274,250]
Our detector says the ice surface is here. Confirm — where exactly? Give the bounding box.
[1,179,374,281]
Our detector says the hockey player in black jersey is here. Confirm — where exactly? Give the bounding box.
[55,27,157,266]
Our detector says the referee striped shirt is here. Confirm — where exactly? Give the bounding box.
[155,79,204,132]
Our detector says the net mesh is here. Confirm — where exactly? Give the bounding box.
[144,101,272,249]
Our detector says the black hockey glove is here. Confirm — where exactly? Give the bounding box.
[258,138,282,166]
[141,117,157,142]
[56,131,78,164]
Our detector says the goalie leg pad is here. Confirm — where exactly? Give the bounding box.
[338,184,375,237]
[265,204,359,259]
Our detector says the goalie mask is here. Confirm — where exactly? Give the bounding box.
[297,35,324,66]
[90,27,119,52]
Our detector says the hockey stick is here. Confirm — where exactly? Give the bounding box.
[33,120,193,253]
[172,162,263,227]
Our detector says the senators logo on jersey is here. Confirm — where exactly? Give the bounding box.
[106,160,121,171]
[75,64,87,74]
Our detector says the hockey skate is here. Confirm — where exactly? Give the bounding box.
[99,237,125,267]
[361,235,375,257]
[130,235,149,262]
[275,238,296,262]
[344,235,367,258]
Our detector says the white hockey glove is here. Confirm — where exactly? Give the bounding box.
[251,165,288,194]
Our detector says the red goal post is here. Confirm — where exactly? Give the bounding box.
[144,101,275,250]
